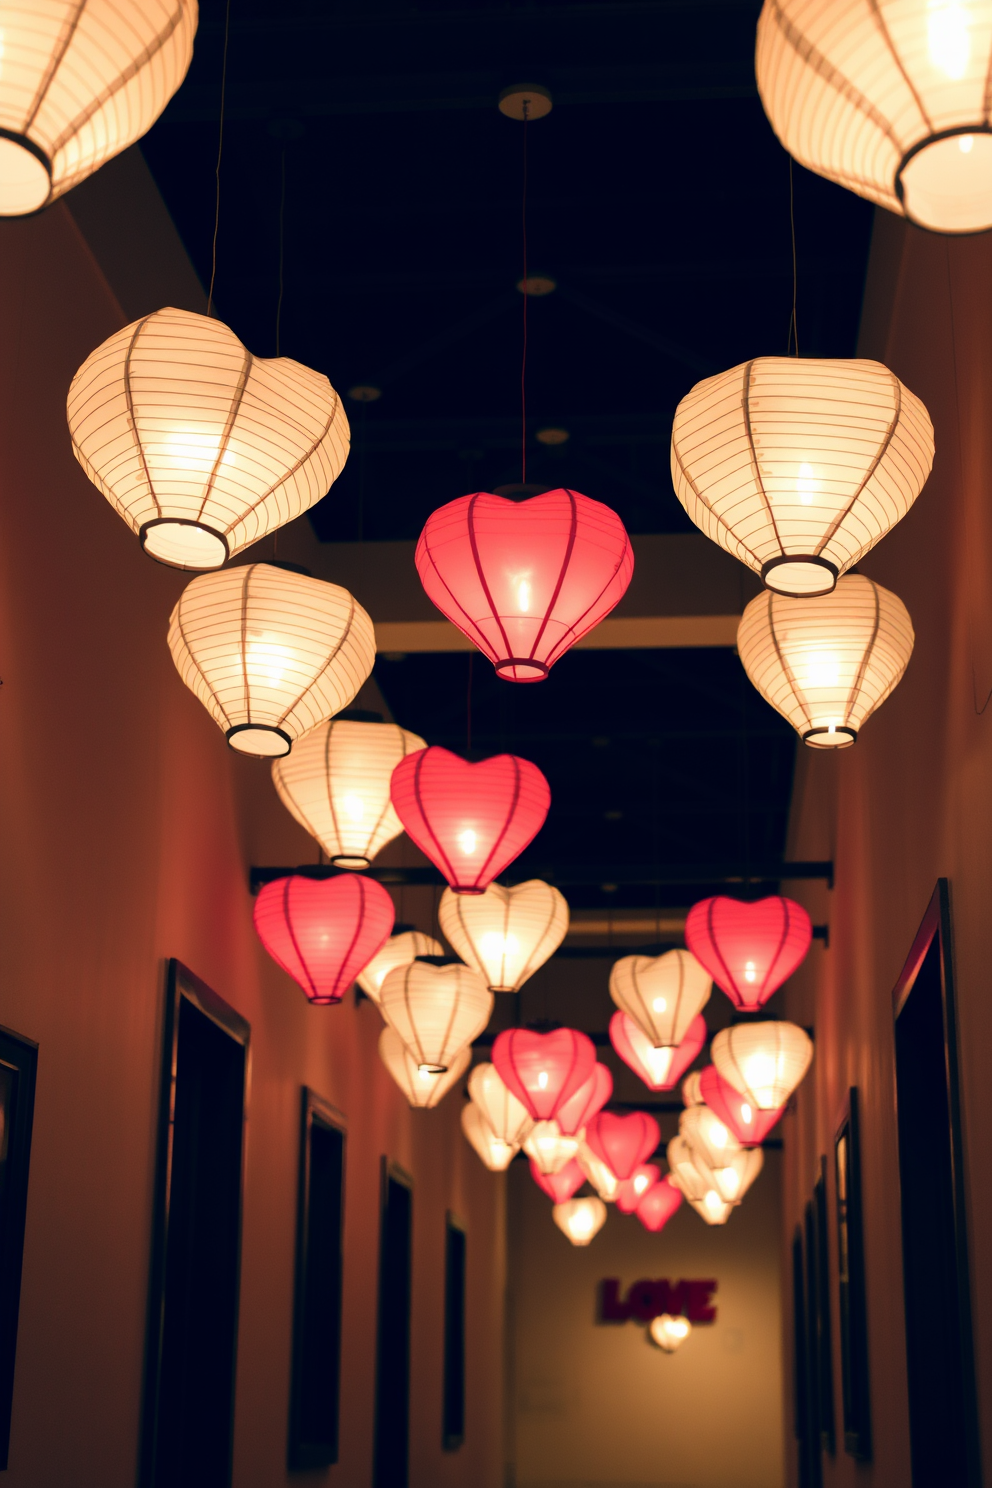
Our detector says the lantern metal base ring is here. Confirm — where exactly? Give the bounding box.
[0,128,53,215]
[802,725,856,749]
[495,657,549,681]
[761,554,838,597]
[896,124,992,236]
[140,517,230,571]
[331,854,371,870]
[226,722,293,758]
[418,1061,447,1075]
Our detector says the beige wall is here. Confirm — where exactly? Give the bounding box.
[783,210,992,1486]
[508,1150,785,1488]
[0,197,505,1486]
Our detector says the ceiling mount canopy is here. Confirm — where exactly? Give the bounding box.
[671,357,933,597]
[757,0,992,233]
[0,0,197,216]
[68,308,350,571]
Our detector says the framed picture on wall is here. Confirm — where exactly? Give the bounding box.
[0,1026,37,1470]
[834,1088,871,1461]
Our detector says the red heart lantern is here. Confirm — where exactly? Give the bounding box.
[609,1010,707,1092]
[415,488,634,682]
[492,1027,596,1121]
[584,1110,660,1181]
[698,1064,786,1146]
[253,873,394,1005]
[616,1164,661,1214]
[390,746,551,894]
[636,1175,683,1233]
[529,1158,585,1203]
[555,1062,613,1136]
[685,895,812,1011]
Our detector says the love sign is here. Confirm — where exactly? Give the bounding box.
[598,1277,717,1325]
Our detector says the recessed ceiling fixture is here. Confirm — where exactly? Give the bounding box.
[438,879,569,991]
[68,307,351,571]
[379,1027,470,1109]
[167,563,375,757]
[253,873,394,1004]
[757,0,992,233]
[609,948,712,1048]
[498,83,553,122]
[272,716,426,869]
[737,574,915,747]
[671,357,933,598]
[685,896,812,1011]
[347,384,382,403]
[0,0,197,215]
[552,1196,607,1246]
[516,274,557,296]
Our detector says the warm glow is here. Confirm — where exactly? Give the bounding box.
[379,1026,469,1110]
[741,1102,753,1123]
[379,962,494,1075]
[439,879,568,992]
[467,1062,535,1149]
[712,1021,814,1109]
[517,578,531,612]
[744,960,756,984]
[929,2,971,78]
[652,996,667,1013]
[577,1142,621,1202]
[960,133,975,152]
[538,1071,549,1089]
[797,461,816,505]
[650,1314,692,1352]
[609,948,711,1051]
[459,829,477,855]
[356,930,443,1004]
[552,1196,608,1246]
[704,1190,723,1214]
[523,1120,580,1175]
[633,1173,650,1194]
[461,1102,519,1171]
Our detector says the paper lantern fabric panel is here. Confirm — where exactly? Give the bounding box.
[530,1157,586,1203]
[492,1026,597,1120]
[678,1105,743,1172]
[699,1064,786,1146]
[0,0,197,215]
[738,574,915,748]
[636,1175,684,1233]
[616,1164,661,1215]
[671,357,933,597]
[415,488,634,681]
[167,564,375,757]
[273,718,425,869]
[577,1142,621,1202]
[554,1063,613,1137]
[523,1120,581,1175]
[467,1062,534,1148]
[379,961,493,1073]
[584,1111,660,1181]
[712,1021,814,1109]
[609,948,711,1047]
[553,1196,607,1246]
[685,895,812,1011]
[380,1027,469,1109]
[461,1103,520,1171]
[609,1011,708,1092]
[757,0,992,233]
[69,309,350,570]
[390,746,551,893]
[356,930,443,1003]
[253,873,394,1005]
[439,879,568,991]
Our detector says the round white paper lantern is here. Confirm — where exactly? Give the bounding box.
[671,357,933,597]
[379,961,493,1073]
[757,0,992,233]
[523,1120,581,1175]
[461,1102,520,1171]
[738,574,914,748]
[378,1026,469,1109]
[610,948,711,1047]
[0,0,197,216]
[167,563,375,757]
[649,1315,692,1353]
[69,308,350,570]
[356,931,443,1004]
[712,1021,814,1110]
[439,879,568,992]
[273,717,426,868]
[553,1196,607,1246]
[679,1104,742,1171]
[467,1062,534,1148]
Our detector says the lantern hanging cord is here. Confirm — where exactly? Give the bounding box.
[206,0,232,319]
[275,147,286,357]
[787,156,798,357]
[521,105,529,483]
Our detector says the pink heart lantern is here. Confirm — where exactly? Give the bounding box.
[636,1175,683,1233]
[685,895,812,1011]
[584,1110,660,1181]
[492,1027,596,1121]
[555,1062,613,1136]
[529,1158,585,1204]
[253,873,395,1005]
[699,1064,786,1146]
[609,1010,707,1092]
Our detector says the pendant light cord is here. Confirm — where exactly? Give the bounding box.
[787,156,799,357]
[521,106,529,483]
[275,146,286,356]
[206,0,232,319]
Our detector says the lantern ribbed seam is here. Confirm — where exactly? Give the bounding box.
[220,396,340,537]
[275,589,356,731]
[768,594,813,733]
[280,879,319,1001]
[410,751,458,887]
[122,315,159,518]
[197,344,253,523]
[705,899,739,1001]
[815,371,902,555]
[23,0,88,135]
[528,490,579,664]
[333,876,372,1002]
[174,602,232,729]
[240,566,253,724]
[742,360,785,555]
[467,493,515,662]
[844,579,882,721]
[864,0,933,135]
[475,758,522,888]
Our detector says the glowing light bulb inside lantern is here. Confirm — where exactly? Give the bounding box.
[928,1,970,78]
[538,1071,549,1090]
[418,1066,434,1084]
[159,427,233,475]
[744,961,757,984]
[341,793,364,822]
[797,461,816,506]
[652,996,667,1013]
[246,633,294,687]
[646,1046,674,1084]
[805,653,841,690]
[704,1189,723,1216]
[741,1102,753,1124]
[479,931,519,959]
[516,578,531,613]
[717,1166,740,1199]
[459,829,477,855]
[743,1052,778,1106]
[633,1173,651,1195]
[571,1207,594,1237]
[709,1120,729,1150]
[961,133,975,152]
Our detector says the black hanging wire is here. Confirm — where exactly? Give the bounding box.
[520,105,530,482]
[275,147,287,357]
[206,0,233,319]
[466,651,474,756]
[786,156,799,357]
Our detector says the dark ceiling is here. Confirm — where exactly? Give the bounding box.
[141,0,873,913]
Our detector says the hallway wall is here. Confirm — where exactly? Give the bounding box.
[0,184,505,1485]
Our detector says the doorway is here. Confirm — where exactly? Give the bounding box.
[374,1161,413,1488]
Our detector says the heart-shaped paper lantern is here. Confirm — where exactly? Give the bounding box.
[529,1157,585,1203]
[253,873,394,1004]
[584,1111,660,1181]
[378,1027,469,1109]
[390,746,551,894]
[461,1104,520,1172]
[609,948,711,1046]
[356,930,444,1004]
[712,1021,813,1109]
[610,1011,707,1092]
[679,1104,742,1172]
[636,1175,683,1233]
[553,1196,608,1246]
[467,1062,534,1148]
[492,1027,596,1120]
[439,879,568,991]
[685,895,812,1010]
[523,1120,581,1175]
[379,961,493,1073]
[698,1064,785,1146]
[415,488,634,682]
[616,1164,661,1215]
[577,1142,621,1202]
[555,1063,613,1137]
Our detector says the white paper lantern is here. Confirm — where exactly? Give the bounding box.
[671,357,933,597]
[467,1062,534,1148]
[379,961,493,1073]
[552,1196,607,1246]
[687,1188,734,1226]
[757,0,992,233]
[356,931,443,1004]
[649,1315,692,1353]
[679,1121,764,1206]
[273,717,425,868]
[378,1027,469,1109]
[576,1142,621,1202]
[666,1135,709,1201]
[0,0,197,216]
[738,574,914,748]
[610,948,711,1047]
[523,1120,581,1175]
[679,1105,742,1171]
[167,563,375,757]
[69,308,350,570]
[682,1071,704,1106]
[712,1021,814,1110]
[461,1102,520,1171]
[439,879,568,992]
